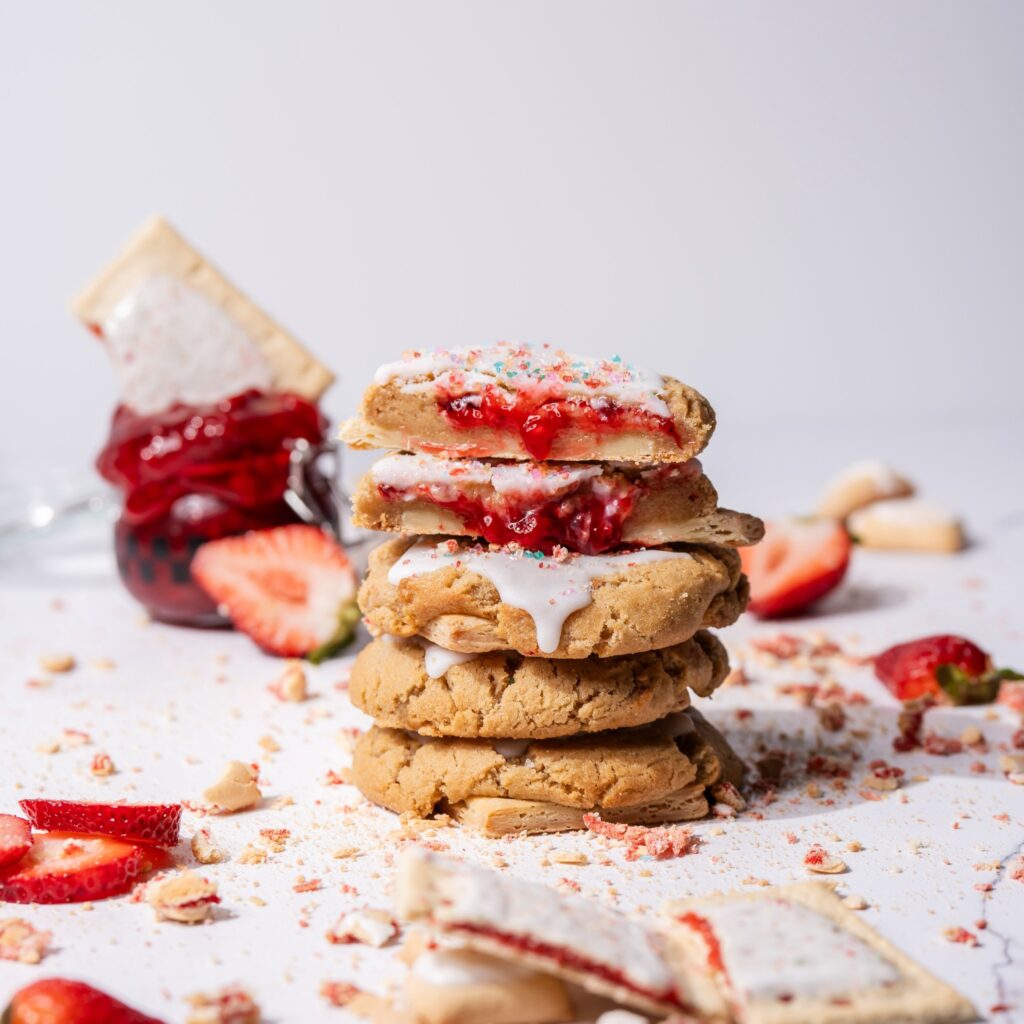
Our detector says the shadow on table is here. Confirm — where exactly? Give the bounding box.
[700,703,1020,822]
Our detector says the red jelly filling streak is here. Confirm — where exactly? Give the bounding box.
[439,384,681,461]
[97,389,326,625]
[378,482,638,556]
[450,923,687,1011]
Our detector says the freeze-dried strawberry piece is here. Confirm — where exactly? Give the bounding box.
[19,800,182,847]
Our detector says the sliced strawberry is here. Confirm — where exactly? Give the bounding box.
[0,814,32,869]
[739,517,852,618]
[875,634,1021,704]
[3,977,164,1024]
[192,524,359,660]
[0,832,150,904]
[18,801,182,847]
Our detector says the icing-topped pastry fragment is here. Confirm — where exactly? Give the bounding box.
[342,342,715,462]
[73,216,333,413]
[667,881,975,1024]
[395,848,726,1017]
[353,452,758,554]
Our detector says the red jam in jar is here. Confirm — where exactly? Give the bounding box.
[96,389,328,626]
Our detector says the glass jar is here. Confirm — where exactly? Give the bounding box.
[97,389,336,626]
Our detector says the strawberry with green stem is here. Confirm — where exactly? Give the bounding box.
[875,634,1022,705]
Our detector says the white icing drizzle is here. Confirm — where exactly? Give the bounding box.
[491,739,531,760]
[373,342,671,418]
[102,275,273,415]
[421,640,476,679]
[412,947,535,987]
[420,852,677,996]
[371,452,604,502]
[387,541,692,654]
[698,899,900,1002]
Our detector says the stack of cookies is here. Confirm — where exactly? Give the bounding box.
[342,343,762,836]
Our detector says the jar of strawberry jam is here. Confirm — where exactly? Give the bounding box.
[97,389,337,626]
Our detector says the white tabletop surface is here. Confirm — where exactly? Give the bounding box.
[1,416,1022,1023]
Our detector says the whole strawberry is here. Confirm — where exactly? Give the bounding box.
[875,634,1022,704]
[2,978,163,1024]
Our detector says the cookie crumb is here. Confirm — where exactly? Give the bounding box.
[148,871,220,924]
[0,918,52,964]
[185,984,260,1023]
[269,661,308,702]
[203,761,262,813]
[38,653,75,673]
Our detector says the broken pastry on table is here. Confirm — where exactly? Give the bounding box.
[342,342,762,834]
[381,850,975,1024]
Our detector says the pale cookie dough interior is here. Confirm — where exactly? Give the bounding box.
[349,631,729,739]
[359,536,748,658]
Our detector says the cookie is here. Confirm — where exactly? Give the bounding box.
[396,848,727,1019]
[73,216,333,412]
[351,708,742,821]
[349,631,729,739]
[666,881,975,1024]
[353,453,727,554]
[405,946,573,1024]
[359,537,748,658]
[816,460,914,519]
[340,343,715,463]
[847,498,964,553]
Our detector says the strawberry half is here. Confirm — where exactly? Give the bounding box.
[3,978,164,1024]
[739,517,852,618]
[192,524,359,661]
[0,814,32,869]
[0,832,150,904]
[875,634,1022,704]
[18,801,182,847]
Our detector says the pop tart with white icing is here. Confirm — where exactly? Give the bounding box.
[73,215,333,415]
[666,882,975,1024]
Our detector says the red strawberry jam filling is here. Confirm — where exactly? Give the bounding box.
[378,478,637,555]
[449,922,688,1012]
[439,384,681,460]
[97,389,327,626]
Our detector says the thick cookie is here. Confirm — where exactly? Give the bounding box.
[359,536,749,658]
[351,708,743,822]
[349,632,729,739]
[340,343,715,463]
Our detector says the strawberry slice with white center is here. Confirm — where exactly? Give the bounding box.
[192,524,359,661]
[0,814,32,869]
[0,832,150,904]
[18,800,182,847]
[739,517,852,618]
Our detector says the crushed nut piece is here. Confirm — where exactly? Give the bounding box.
[38,653,75,673]
[326,908,400,947]
[551,850,589,865]
[148,871,220,924]
[203,761,261,813]
[90,752,115,777]
[186,984,260,1023]
[191,829,225,865]
[0,918,52,964]
[269,660,308,702]
[804,845,847,874]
